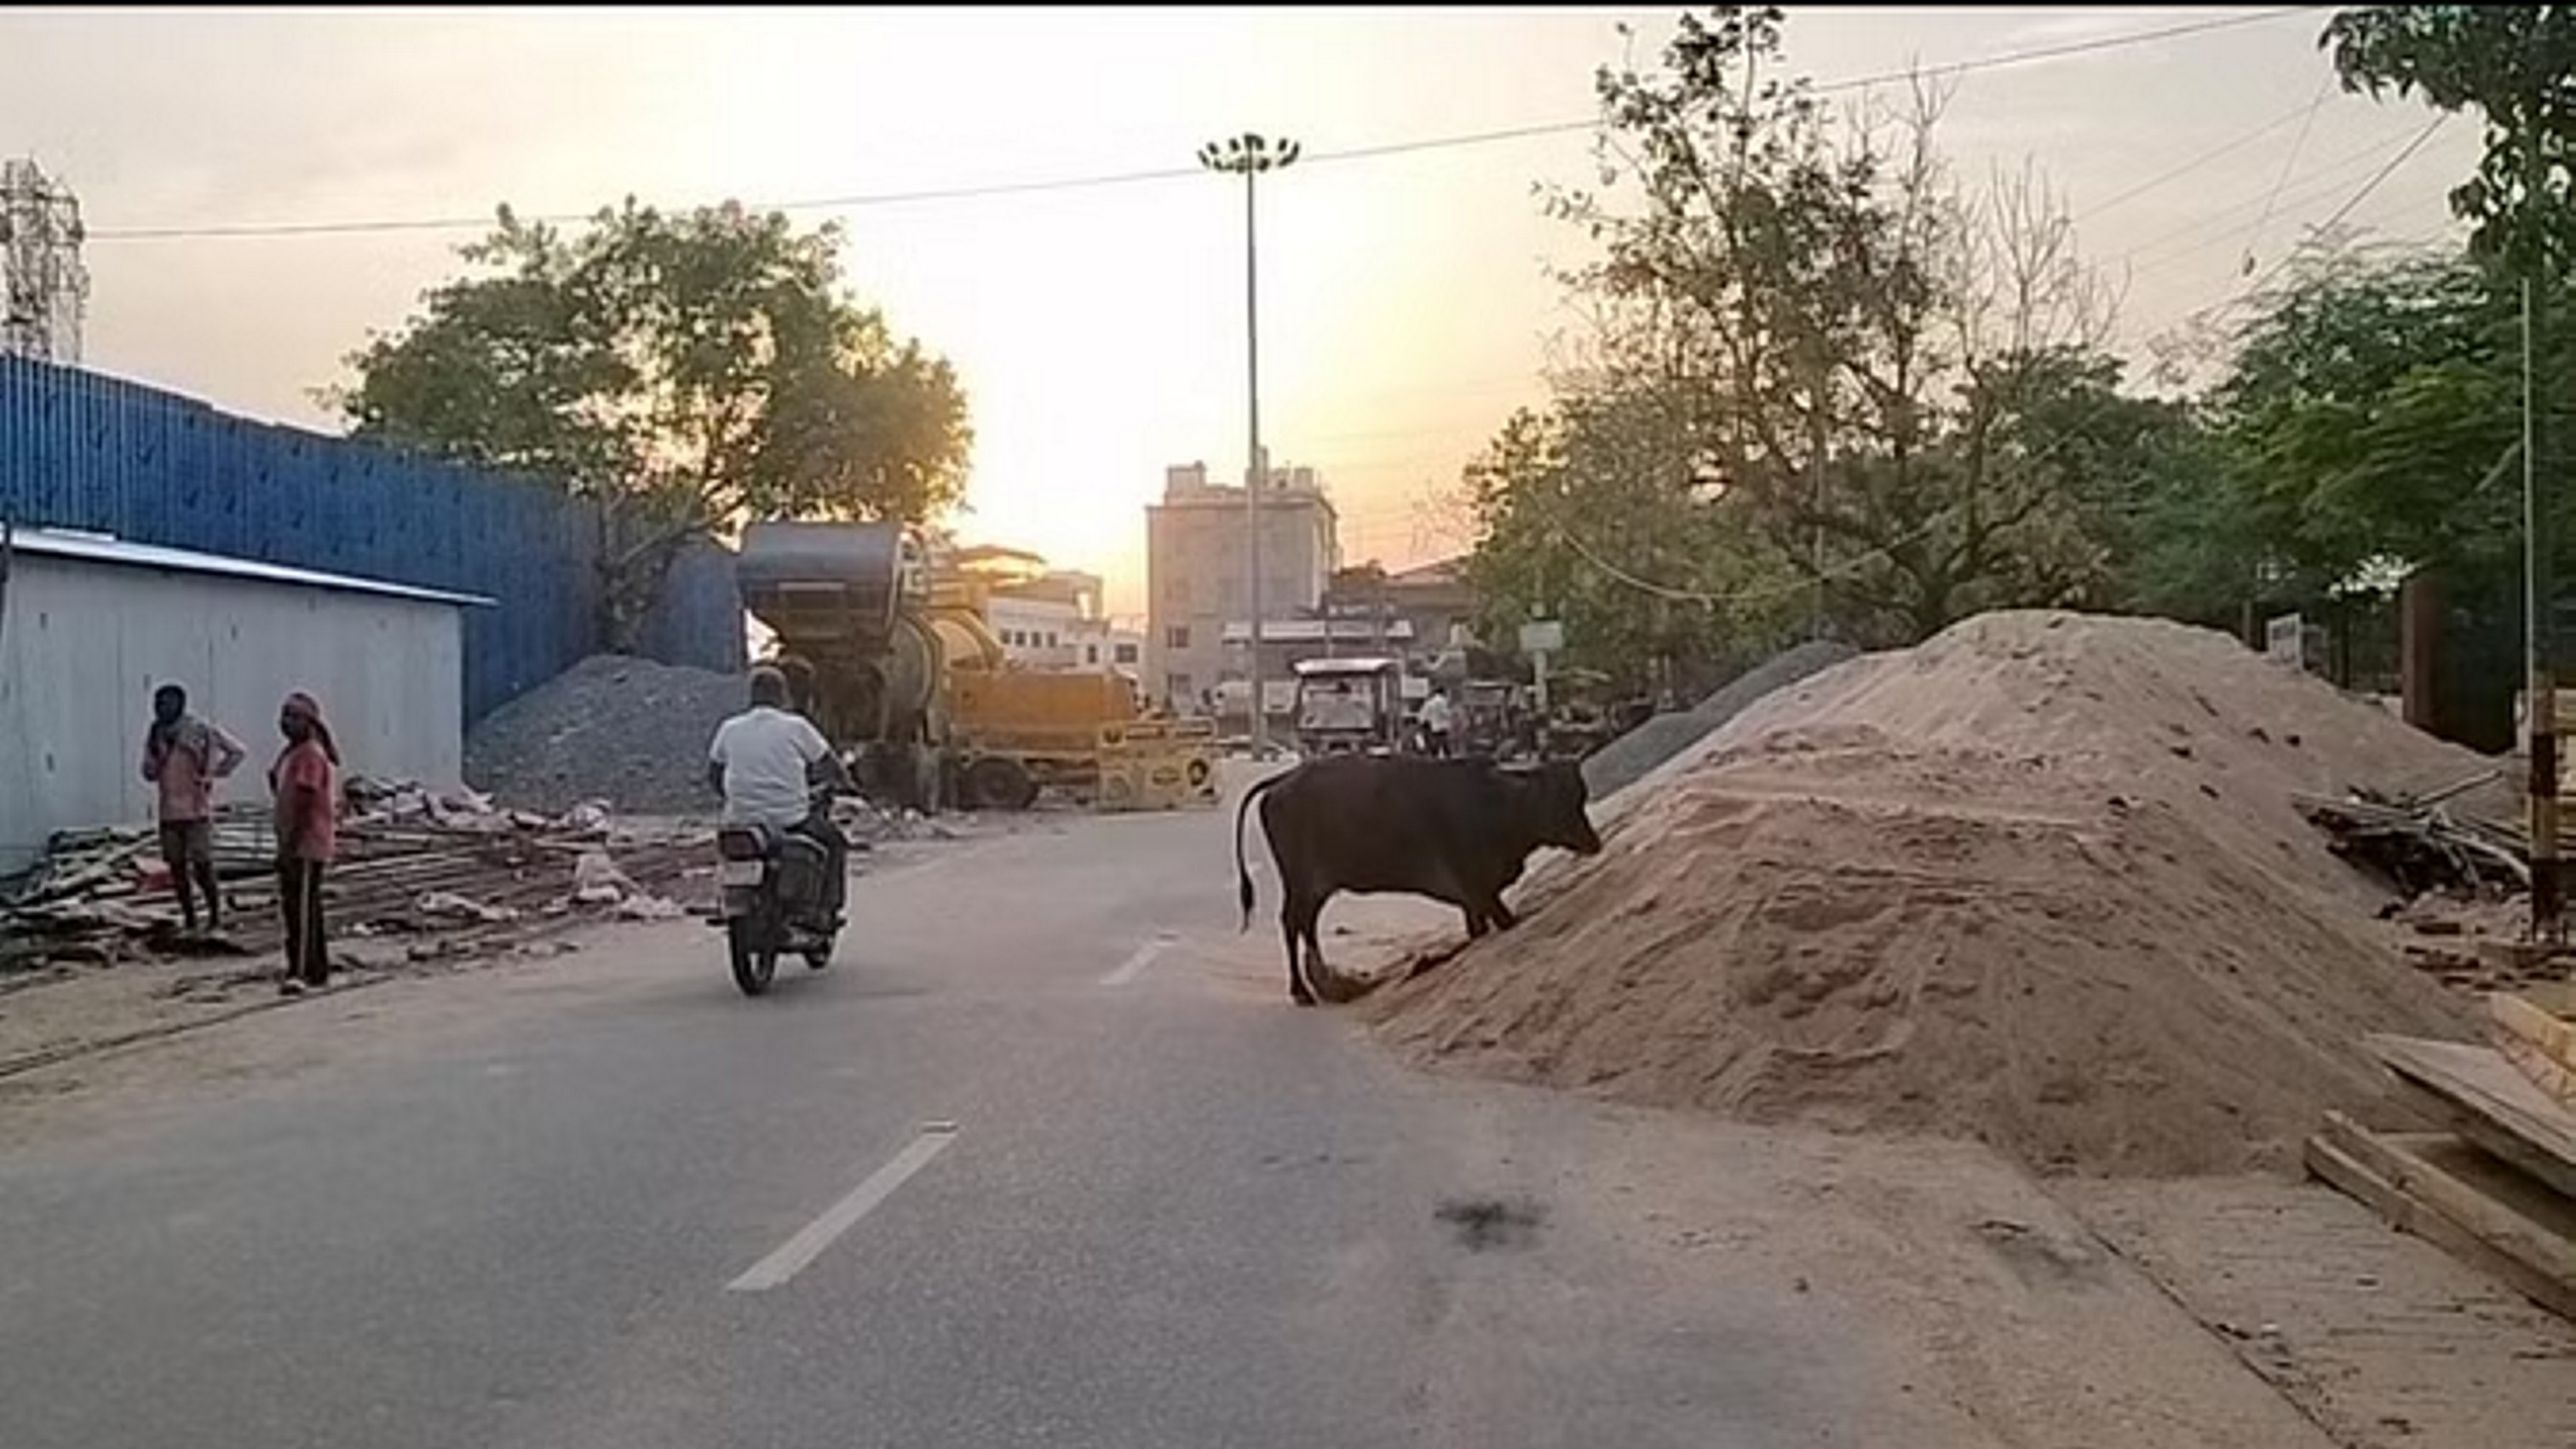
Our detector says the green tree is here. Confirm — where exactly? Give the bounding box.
[2212,244,2533,588]
[1532,6,2143,646]
[332,198,973,648]
[2326,6,2576,273]
[1460,377,1803,693]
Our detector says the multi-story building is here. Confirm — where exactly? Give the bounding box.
[986,590,1084,670]
[1321,558,1480,670]
[1069,618,1147,681]
[1144,459,1340,716]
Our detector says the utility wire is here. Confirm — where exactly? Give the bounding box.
[85,6,2326,244]
[2113,117,2438,273]
[1803,4,2324,100]
[2240,72,2336,273]
[2201,110,2452,320]
[2073,92,2330,226]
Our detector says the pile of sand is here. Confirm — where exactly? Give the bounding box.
[1581,639,1858,800]
[1365,610,2498,1178]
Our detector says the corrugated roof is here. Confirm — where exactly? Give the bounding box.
[4,527,495,607]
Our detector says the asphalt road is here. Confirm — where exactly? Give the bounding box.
[0,792,2215,1448]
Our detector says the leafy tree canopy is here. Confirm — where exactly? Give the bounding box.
[331,198,972,647]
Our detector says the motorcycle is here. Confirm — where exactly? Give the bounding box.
[712,788,842,998]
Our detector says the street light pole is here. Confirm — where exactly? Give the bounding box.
[1199,131,1299,756]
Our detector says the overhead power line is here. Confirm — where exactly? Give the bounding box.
[2114,116,2440,273]
[86,5,2326,244]
[2073,91,2330,226]
[2229,111,2452,305]
[2240,72,2336,272]
[1803,4,2324,99]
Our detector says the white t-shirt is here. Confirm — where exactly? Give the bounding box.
[1420,694,1453,733]
[707,706,832,827]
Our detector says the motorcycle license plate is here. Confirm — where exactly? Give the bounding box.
[716,860,767,888]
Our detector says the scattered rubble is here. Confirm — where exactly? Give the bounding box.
[2297,772,2525,895]
[0,760,981,986]
[2,778,711,978]
[463,653,747,814]
[1365,609,2501,1180]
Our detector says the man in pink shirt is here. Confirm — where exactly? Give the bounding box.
[140,681,246,935]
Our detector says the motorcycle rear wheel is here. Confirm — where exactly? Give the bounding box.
[727,917,778,997]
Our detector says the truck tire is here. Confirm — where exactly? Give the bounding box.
[964,756,1039,812]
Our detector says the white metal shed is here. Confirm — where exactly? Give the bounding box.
[0,527,493,871]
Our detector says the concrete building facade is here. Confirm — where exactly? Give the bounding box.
[986,592,1085,670]
[1144,460,1339,714]
[1322,557,1481,670]
[1068,618,1145,678]
[0,529,488,871]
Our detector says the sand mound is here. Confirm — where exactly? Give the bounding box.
[1581,639,1858,800]
[1365,610,2494,1178]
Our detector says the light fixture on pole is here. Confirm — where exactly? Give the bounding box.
[1198,130,1299,756]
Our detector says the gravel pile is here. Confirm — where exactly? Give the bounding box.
[1582,639,1860,800]
[464,655,748,815]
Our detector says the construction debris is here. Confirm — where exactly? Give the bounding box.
[2,781,712,976]
[1364,609,2499,1180]
[2308,1031,2576,1323]
[2296,770,2526,896]
[2493,985,2576,1108]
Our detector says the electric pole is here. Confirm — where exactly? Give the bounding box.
[1198,131,1299,756]
[2522,120,2561,944]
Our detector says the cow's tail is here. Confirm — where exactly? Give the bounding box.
[1233,770,1288,933]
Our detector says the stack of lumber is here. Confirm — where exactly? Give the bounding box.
[2307,990,2576,1321]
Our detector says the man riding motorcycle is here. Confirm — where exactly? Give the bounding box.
[706,665,856,925]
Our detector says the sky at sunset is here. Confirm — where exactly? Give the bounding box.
[1,6,2475,618]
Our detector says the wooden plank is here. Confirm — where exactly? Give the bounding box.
[2491,987,2576,1109]
[2494,1026,2576,1112]
[2300,1135,2575,1321]
[2352,1122,2576,1276]
[2366,1034,2576,1199]
[2309,1115,2576,1323]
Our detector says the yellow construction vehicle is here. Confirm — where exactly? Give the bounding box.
[737,520,1141,813]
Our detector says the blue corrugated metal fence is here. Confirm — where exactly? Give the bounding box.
[0,356,745,722]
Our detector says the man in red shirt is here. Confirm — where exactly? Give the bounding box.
[268,690,340,995]
[140,682,246,935]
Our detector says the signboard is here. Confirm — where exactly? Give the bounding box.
[2264,612,2304,665]
[2263,612,2329,675]
[1517,619,1565,656]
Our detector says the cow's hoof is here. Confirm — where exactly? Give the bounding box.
[1290,990,1318,1008]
